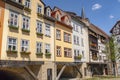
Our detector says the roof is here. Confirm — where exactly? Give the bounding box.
[110,20,120,33]
[89,24,109,38]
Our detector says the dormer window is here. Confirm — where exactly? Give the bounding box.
[25,0,30,8]
[47,9,51,17]
[57,14,60,21]
[14,0,22,3]
[37,5,42,14]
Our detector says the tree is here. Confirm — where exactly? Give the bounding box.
[105,36,120,76]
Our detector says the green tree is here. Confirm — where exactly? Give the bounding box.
[106,36,120,76]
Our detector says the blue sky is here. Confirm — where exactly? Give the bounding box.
[43,0,120,34]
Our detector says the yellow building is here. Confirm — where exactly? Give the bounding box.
[0,0,55,80]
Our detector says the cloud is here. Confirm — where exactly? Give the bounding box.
[92,3,102,10]
[109,15,114,19]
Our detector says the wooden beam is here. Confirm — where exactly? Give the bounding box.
[75,66,83,78]
[56,65,66,80]
[24,66,38,80]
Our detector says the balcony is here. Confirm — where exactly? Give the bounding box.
[3,0,24,9]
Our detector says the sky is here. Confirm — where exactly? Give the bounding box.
[43,0,120,34]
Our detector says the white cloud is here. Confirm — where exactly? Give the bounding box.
[92,3,102,10]
[109,15,114,19]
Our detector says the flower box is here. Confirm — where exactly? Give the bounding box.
[6,50,17,54]
[36,52,43,56]
[24,7,31,13]
[37,13,43,18]
[45,53,51,58]
[22,29,30,33]
[36,32,43,36]
[9,25,19,30]
[20,51,31,55]
[74,55,82,60]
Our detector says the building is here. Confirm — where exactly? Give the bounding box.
[0,0,55,80]
[66,8,90,78]
[0,0,5,58]
[51,7,75,80]
[110,20,120,75]
[88,23,109,76]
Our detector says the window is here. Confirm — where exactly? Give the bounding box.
[56,29,61,40]
[7,37,17,51]
[73,24,75,31]
[74,35,79,45]
[9,11,18,27]
[21,39,29,52]
[56,14,60,21]
[25,0,30,8]
[64,48,72,57]
[45,44,50,53]
[14,0,22,3]
[81,38,84,47]
[45,24,51,36]
[74,35,76,44]
[82,51,85,58]
[22,16,30,30]
[47,69,52,80]
[74,49,80,56]
[77,37,79,45]
[76,25,78,32]
[81,26,83,34]
[36,21,42,33]
[64,32,71,43]
[37,5,42,13]
[36,42,42,53]
[47,9,51,17]
[56,46,61,57]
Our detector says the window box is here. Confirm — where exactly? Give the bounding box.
[6,50,17,54]
[37,13,43,18]
[36,52,43,56]
[36,32,43,36]
[92,56,98,60]
[20,51,31,55]
[74,55,82,60]
[45,53,51,58]
[9,25,19,30]
[24,7,31,13]
[22,29,30,33]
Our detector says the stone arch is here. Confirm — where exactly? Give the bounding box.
[0,70,25,80]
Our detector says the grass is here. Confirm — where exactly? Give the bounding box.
[84,76,120,80]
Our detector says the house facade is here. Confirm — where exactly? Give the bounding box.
[66,11,90,78]
[0,0,55,80]
[110,20,120,75]
[88,24,109,76]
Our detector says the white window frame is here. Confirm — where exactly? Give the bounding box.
[45,44,50,53]
[36,42,42,53]
[9,11,19,27]
[21,39,29,52]
[22,16,30,30]
[56,46,61,56]
[56,29,61,40]
[25,0,31,8]
[36,21,42,33]
[45,23,51,36]
[37,5,42,13]
[7,37,17,51]
[47,8,51,17]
